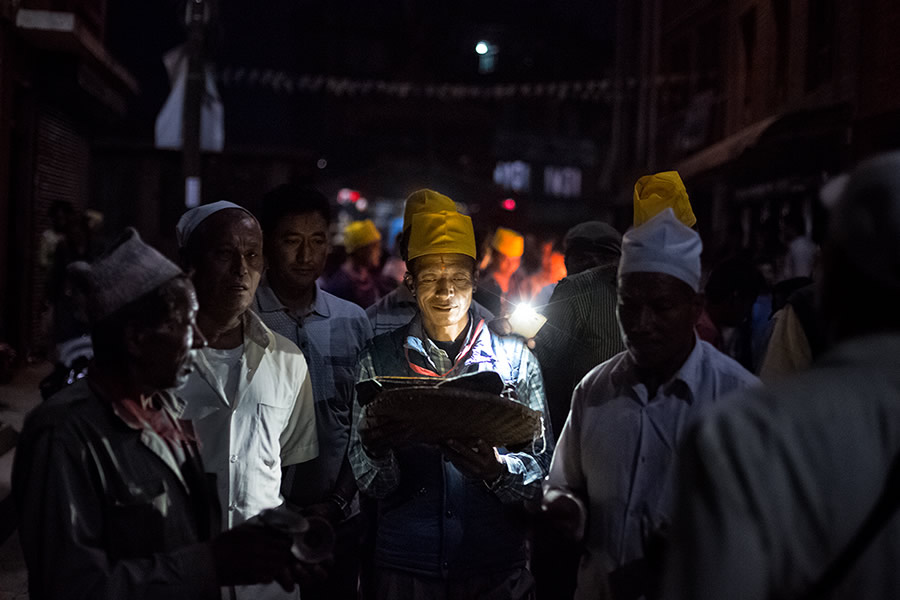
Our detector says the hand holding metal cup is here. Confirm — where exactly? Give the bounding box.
[257,505,336,565]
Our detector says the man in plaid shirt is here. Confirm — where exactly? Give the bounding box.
[348,207,553,600]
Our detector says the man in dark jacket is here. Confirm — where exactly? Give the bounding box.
[14,228,301,600]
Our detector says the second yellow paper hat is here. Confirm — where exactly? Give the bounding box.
[491,227,525,258]
[633,171,697,228]
[343,219,382,254]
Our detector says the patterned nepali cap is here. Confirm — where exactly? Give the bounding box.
[68,227,183,324]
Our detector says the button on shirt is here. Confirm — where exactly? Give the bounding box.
[255,279,373,507]
[179,309,319,529]
[547,337,758,600]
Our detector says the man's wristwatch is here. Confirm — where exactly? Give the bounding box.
[328,493,352,521]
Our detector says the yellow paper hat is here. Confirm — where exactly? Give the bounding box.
[403,189,457,231]
[343,219,381,254]
[491,227,524,258]
[407,210,477,261]
[633,171,697,228]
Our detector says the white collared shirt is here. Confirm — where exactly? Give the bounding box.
[547,337,759,600]
[180,309,319,529]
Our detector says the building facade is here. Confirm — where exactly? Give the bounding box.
[619,0,900,261]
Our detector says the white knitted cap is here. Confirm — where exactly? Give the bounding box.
[619,208,702,291]
[175,200,257,250]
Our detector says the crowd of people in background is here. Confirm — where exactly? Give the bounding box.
[10,150,900,600]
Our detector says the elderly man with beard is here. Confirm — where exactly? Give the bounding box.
[176,202,319,600]
[348,209,553,600]
[542,208,759,600]
[14,228,303,600]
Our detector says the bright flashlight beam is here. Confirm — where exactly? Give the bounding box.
[475,41,489,55]
[511,302,537,319]
[508,302,547,339]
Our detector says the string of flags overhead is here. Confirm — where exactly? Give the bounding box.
[217,66,645,102]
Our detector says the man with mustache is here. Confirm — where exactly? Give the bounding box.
[176,202,319,600]
[542,208,758,600]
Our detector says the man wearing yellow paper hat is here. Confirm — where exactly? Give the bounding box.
[348,209,553,599]
[322,218,386,309]
[542,208,757,600]
[474,226,525,316]
[366,189,495,336]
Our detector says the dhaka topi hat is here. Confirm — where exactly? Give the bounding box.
[68,227,183,324]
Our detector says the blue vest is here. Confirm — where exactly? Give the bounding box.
[367,321,532,578]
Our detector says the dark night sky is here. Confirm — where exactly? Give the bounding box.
[105,1,616,136]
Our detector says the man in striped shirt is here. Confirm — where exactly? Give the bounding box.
[533,221,625,437]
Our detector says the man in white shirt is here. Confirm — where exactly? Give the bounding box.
[176,201,319,600]
[542,208,759,600]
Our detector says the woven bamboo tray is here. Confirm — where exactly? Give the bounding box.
[359,373,542,447]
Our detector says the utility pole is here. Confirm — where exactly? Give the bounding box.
[182,0,208,208]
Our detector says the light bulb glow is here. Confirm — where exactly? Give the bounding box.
[475,41,489,55]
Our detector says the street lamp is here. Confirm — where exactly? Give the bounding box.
[475,40,497,74]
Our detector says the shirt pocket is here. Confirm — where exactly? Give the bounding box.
[256,397,292,466]
[106,478,168,559]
